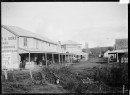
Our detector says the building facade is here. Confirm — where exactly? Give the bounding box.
[2,25,89,70]
[108,38,128,63]
[2,25,66,70]
[62,40,88,60]
[62,40,82,53]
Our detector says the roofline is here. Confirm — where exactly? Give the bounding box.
[62,43,82,45]
[19,36,58,45]
[2,25,19,37]
[115,38,128,40]
[2,25,57,45]
[19,48,67,54]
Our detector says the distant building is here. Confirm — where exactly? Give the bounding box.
[108,38,128,63]
[62,40,88,61]
[84,46,114,58]
[85,42,88,49]
[103,50,111,58]
[62,40,82,53]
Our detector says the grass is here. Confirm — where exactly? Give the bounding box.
[2,58,128,93]
[1,69,66,94]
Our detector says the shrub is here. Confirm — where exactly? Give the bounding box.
[42,67,57,84]
[91,65,128,88]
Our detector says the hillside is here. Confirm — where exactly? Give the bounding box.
[82,46,114,57]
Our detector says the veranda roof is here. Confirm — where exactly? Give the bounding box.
[108,49,128,54]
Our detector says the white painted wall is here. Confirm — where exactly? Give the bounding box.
[19,37,24,48]
[19,35,64,53]
[65,44,82,53]
[27,38,34,48]
[2,27,19,70]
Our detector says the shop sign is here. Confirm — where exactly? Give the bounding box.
[2,36,17,51]
[2,53,12,69]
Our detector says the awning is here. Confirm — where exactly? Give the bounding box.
[67,52,87,56]
[18,48,49,54]
[18,48,29,54]
[47,52,60,54]
[18,48,68,54]
[108,49,128,54]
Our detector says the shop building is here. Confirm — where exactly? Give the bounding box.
[62,40,88,61]
[108,38,128,63]
[2,25,67,70]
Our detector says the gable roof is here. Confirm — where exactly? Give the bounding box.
[62,40,81,45]
[2,25,57,45]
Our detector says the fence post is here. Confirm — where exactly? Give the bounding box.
[30,69,33,79]
[12,70,16,81]
[4,70,8,80]
[123,85,125,94]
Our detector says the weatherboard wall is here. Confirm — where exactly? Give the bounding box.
[18,36,59,52]
[2,27,19,69]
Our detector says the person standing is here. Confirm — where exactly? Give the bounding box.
[23,60,26,69]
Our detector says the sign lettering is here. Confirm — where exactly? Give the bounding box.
[2,36,17,51]
[2,53,11,69]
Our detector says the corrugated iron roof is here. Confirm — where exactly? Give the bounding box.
[18,48,48,53]
[18,48,67,54]
[62,40,81,45]
[108,49,128,53]
[2,25,57,45]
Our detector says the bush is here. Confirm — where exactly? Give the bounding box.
[40,65,128,93]
[42,67,57,84]
[2,81,31,93]
[91,65,128,88]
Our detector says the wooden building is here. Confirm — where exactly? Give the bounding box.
[108,38,128,63]
[2,25,72,70]
[62,40,88,61]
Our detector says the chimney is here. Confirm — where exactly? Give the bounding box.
[85,42,88,49]
[58,41,61,45]
[85,42,89,53]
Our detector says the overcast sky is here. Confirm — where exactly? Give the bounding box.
[2,2,128,48]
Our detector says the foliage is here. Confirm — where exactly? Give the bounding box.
[90,65,128,88]
[2,63,128,93]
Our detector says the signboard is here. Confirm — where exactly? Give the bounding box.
[2,27,18,69]
[2,36,17,51]
[2,27,17,52]
[2,53,11,69]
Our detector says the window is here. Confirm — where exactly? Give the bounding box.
[24,37,27,46]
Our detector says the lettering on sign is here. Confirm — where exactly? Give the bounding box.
[2,50,17,52]
[2,36,17,51]
[2,53,11,69]
[2,46,15,48]
[2,37,16,41]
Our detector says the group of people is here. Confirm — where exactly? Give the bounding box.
[72,56,80,63]
[19,55,81,69]
[20,60,26,69]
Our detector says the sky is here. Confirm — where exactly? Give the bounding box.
[2,2,128,48]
